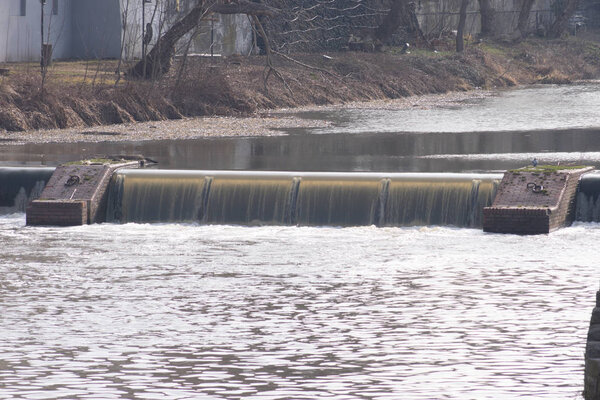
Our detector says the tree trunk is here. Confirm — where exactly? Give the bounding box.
[516,0,535,38]
[128,0,278,79]
[374,0,429,48]
[548,0,580,38]
[456,0,469,52]
[477,0,495,37]
[128,2,207,79]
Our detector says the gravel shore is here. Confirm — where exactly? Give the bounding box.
[0,90,494,145]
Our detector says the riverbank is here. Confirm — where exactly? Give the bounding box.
[0,36,599,143]
[0,90,495,144]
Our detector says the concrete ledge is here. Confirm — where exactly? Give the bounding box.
[26,200,87,226]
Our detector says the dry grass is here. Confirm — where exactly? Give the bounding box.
[0,59,126,86]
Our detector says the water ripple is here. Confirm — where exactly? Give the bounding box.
[0,214,596,399]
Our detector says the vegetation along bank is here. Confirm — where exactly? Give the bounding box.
[0,36,599,134]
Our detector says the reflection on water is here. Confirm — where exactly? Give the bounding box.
[1,128,600,173]
[0,214,596,399]
[0,83,599,173]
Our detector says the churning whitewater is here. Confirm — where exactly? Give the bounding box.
[0,213,597,399]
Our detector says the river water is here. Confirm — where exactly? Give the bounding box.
[0,214,597,400]
[1,83,600,173]
[1,83,600,399]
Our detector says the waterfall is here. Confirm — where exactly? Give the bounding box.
[576,172,600,222]
[106,170,208,222]
[203,176,296,225]
[107,170,501,228]
[384,178,497,227]
[0,167,54,214]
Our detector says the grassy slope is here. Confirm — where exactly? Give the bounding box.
[0,37,599,133]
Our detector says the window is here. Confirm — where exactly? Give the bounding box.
[52,0,58,15]
[20,0,26,16]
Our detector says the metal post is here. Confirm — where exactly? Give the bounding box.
[142,0,146,61]
[142,0,147,78]
[40,0,45,72]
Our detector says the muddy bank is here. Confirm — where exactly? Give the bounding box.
[0,37,599,137]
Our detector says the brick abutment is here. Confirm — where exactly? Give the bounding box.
[26,160,140,226]
[483,166,594,234]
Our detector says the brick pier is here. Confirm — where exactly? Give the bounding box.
[26,159,140,226]
[483,166,593,234]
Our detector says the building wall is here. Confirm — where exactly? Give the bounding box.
[71,0,122,59]
[0,0,73,62]
[0,0,253,61]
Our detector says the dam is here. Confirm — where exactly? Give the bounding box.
[106,169,501,227]
[2,167,501,228]
[6,166,600,229]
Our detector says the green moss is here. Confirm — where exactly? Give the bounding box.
[64,158,120,165]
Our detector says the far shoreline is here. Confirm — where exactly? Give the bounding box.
[0,87,504,145]
[1,37,599,144]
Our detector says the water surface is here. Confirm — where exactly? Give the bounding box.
[1,83,599,173]
[0,214,596,399]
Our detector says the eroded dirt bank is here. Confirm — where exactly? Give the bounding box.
[0,37,599,142]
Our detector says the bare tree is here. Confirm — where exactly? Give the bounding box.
[129,0,278,79]
[116,0,132,84]
[548,0,580,37]
[456,0,469,52]
[267,0,389,53]
[516,0,536,39]
[374,0,429,48]
[477,0,495,37]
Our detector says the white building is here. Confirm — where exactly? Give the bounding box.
[0,0,253,63]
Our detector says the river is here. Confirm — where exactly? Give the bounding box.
[1,83,600,173]
[0,83,599,399]
[0,215,597,400]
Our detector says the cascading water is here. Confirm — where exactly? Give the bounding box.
[0,167,54,214]
[384,178,496,227]
[294,177,384,226]
[576,171,600,222]
[204,176,295,225]
[106,170,501,228]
